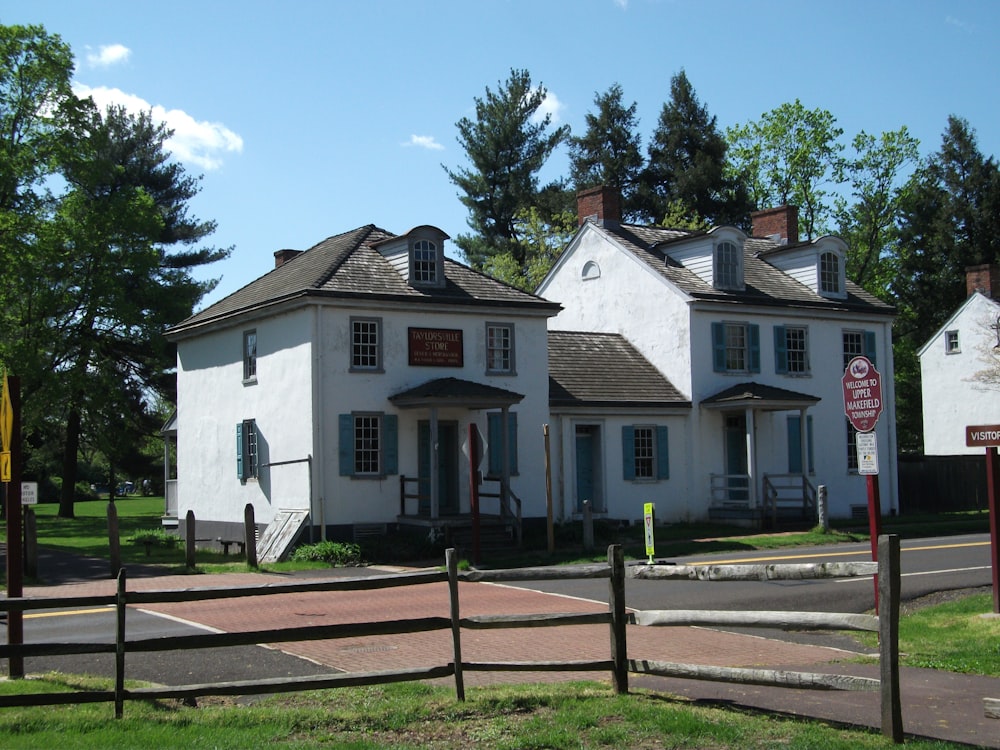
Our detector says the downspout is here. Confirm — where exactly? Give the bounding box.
[746,407,757,508]
[312,305,327,540]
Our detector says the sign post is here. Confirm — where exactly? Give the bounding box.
[2,373,24,678]
[966,424,1000,613]
[842,357,884,610]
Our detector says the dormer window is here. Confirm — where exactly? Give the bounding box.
[412,239,438,284]
[819,251,843,296]
[714,240,743,290]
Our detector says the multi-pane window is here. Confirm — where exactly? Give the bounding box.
[353,415,382,475]
[843,329,876,369]
[775,325,809,375]
[486,323,514,373]
[945,330,960,354]
[339,413,397,478]
[243,330,257,382]
[633,426,655,479]
[622,425,669,481]
[351,318,381,370]
[846,419,859,473]
[712,321,760,374]
[412,239,437,284]
[715,241,741,289]
[237,419,258,481]
[820,252,841,295]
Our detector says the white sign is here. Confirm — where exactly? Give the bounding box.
[856,432,879,475]
[21,481,37,505]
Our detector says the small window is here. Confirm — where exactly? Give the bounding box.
[243,330,257,382]
[712,321,760,374]
[714,241,741,289]
[412,239,438,285]
[820,252,842,295]
[236,419,258,481]
[843,329,877,370]
[622,425,669,481]
[338,413,398,478]
[945,330,960,354]
[486,323,515,374]
[774,325,809,375]
[351,317,382,371]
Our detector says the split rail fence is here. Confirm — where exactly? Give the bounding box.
[0,535,903,742]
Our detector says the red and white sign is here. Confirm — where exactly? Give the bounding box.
[842,356,882,433]
[966,424,1000,447]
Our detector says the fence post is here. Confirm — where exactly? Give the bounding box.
[244,503,258,567]
[115,568,127,719]
[817,485,828,532]
[878,534,903,742]
[608,544,628,694]
[583,500,594,551]
[108,500,120,578]
[446,548,465,701]
[185,510,196,568]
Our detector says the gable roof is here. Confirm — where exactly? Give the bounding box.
[167,225,560,337]
[917,291,1000,357]
[548,331,690,409]
[701,382,820,410]
[585,222,895,316]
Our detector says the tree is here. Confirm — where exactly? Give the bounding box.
[482,205,576,292]
[568,83,643,219]
[726,99,844,238]
[892,116,1000,451]
[834,127,920,298]
[445,68,569,269]
[638,70,750,228]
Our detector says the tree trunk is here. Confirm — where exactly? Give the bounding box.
[58,408,80,518]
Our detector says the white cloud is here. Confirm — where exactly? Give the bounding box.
[531,88,566,125]
[613,0,628,8]
[85,44,131,68]
[73,83,243,171]
[403,134,444,151]
[946,16,975,34]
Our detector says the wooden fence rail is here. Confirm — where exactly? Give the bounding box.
[1,537,903,742]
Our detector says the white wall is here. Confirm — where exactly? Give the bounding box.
[921,294,1000,455]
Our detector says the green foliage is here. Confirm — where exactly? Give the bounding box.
[126,528,179,549]
[483,206,576,291]
[289,540,363,566]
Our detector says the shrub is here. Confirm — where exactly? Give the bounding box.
[290,540,363,566]
[127,529,180,549]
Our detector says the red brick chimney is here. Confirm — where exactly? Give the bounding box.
[966,264,1000,298]
[751,205,799,244]
[274,249,303,268]
[577,185,621,227]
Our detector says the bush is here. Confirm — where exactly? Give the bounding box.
[126,529,180,549]
[290,540,363,566]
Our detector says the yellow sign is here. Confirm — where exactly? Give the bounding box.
[1,450,10,483]
[643,502,656,563]
[0,373,11,451]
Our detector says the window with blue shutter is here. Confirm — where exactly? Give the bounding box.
[236,423,244,479]
[711,322,726,372]
[656,425,670,480]
[622,426,636,480]
[713,321,759,373]
[338,413,399,478]
[487,412,518,476]
[623,425,669,480]
[748,323,760,373]
[774,325,788,374]
[864,330,877,367]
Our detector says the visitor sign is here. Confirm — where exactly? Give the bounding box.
[966,425,1000,447]
[842,356,883,432]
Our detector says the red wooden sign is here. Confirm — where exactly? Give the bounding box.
[842,356,883,432]
[408,327,464,367]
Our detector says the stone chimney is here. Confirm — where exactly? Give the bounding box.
[751,205,799,244]
[966,263,1000,299]
[274,249,303,268]
[577,185,621,227]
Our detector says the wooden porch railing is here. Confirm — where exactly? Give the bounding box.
[762,473,817,528]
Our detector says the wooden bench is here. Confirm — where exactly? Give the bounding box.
[217,538,245,556]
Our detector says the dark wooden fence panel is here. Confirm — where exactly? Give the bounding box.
[897,454,988,513]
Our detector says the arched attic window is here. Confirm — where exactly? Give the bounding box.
[714,240,743,290]
[819,251,843,296]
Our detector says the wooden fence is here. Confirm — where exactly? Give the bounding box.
[0,537,903,742]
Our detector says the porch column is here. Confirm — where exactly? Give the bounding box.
[745,408,757,507]
[430,407,439,520]
[501,404,510,514]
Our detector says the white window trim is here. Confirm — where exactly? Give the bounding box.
[242,329,257,385]
[714,240,743,291]
[485,322,516,375]
[350,317,384,372]
[945,329,961,354]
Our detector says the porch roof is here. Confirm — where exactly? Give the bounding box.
[388,377,524,409]
[701,382,820,411]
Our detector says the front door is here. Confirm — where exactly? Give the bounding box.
[575,424,603,513]
[724,414,749,502]
[418,421,460,516]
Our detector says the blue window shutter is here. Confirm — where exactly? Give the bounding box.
[487,412,501,475]
[774,326,788,374]
[622,426,636,480]
[788,415,802,473]
[656,425,670,480]
[384,415,398,475]
[864,330,877,366]
[236,423,244,479]
[711,322,726,372]
[748,323,761,373]
[807,415,815,473]
[508,413,518,474]
[338,414,353,476]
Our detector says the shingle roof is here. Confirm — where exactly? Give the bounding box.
[389,377,524,409]
[596,222,895,315]
[548,331,690,408]
[167,225,560,336]
[701,382,821,408]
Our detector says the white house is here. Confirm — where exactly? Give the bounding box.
[165,224,560,552]
[536,187,899,524]
[919,264,1000,456]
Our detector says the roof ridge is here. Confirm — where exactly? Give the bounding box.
[312,224,393,289]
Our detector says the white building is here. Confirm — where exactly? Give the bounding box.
[919,264,1000,456]
[537,187,899,524]
[166,224,560,551]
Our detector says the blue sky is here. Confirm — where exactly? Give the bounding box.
[5,1,1000,309]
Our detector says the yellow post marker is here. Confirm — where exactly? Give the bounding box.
[1,372,11,482]
[643,502,655,563]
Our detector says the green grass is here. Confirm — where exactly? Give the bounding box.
[0,678,965,749]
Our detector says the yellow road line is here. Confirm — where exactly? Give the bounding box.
[24,606,113,620]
